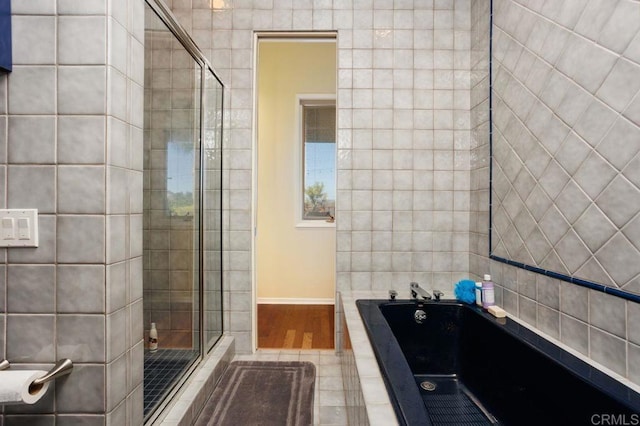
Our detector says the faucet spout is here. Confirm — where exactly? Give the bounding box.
[410,282,432,300]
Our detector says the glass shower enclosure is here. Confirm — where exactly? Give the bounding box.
[143,1,224,421]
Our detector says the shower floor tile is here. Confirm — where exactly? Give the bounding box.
[144,348,199,417]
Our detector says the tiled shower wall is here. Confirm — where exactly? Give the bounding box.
[470,0,640,386]
[0,1,145,424]
[167,0,475,354]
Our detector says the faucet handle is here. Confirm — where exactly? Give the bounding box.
[433,289,444,301]
[389,289,397,300]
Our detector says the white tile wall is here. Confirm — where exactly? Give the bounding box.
[3,1,638,424]
[0,1,145,425]
[167,0,474,354]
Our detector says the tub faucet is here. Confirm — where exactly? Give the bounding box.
[433,289,444,301]
[389,289,397,301]
[410,282,432,300]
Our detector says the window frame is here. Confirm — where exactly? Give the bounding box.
[295,94,337,228]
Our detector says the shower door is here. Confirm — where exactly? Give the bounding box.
[143,0,224,422]
[203,69,224,349]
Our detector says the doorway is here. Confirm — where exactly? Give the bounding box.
[253,35,337,349]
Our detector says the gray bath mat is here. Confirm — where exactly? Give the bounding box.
[195,361,316,426]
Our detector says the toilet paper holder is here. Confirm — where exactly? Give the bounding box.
[0,359,73,384]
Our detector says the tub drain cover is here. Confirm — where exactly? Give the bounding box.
[420,381,437,391]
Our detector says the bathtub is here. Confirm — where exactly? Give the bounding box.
[357,299,640,426]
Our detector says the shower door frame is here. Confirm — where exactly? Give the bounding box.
[143,0,225,423]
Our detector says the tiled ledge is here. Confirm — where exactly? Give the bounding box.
[339,290,399,426]
[154,335,235,426]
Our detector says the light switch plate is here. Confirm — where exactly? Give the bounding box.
[0,209,38,247]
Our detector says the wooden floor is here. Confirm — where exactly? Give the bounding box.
[258,304,335,349]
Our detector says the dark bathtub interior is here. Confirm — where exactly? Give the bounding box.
[357,299,640,426]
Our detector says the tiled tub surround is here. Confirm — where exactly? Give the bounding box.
[339,290,640,426]
[340,290,401,426]
[468,0,640,385]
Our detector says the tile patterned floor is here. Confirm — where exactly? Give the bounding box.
[233,349,348,425]
[144,348,199,417]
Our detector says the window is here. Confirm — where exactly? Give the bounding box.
[301,100,336,222]
[167,140,195,216]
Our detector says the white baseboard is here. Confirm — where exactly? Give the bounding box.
[257,297,335,305]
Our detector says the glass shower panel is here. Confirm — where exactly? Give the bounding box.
[143,3,201,419]
[203,68,224,350]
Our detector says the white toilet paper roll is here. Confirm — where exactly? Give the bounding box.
[0,370,50,405]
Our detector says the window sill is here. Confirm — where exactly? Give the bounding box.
[295,221,336,229]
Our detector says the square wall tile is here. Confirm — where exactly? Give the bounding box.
[8,66,56,114]
[0,315,4,359]
[8,166,56,213]
[560,314,588,356]
[57,314,106,362]
[0,264,4,308]
[58,116,106,164]
[107,308,127,362]
[106,261,127,313]
[55,415,105,426]
[11,0,56,14]
[58,166,106,214]
[8,116,56,163]
[589,290,626,339]
[7,265,55,313]
[57,215,106,263]
[4,416,54,426]
[57,0,106,14]
[0,116,6,162]
[57,265,106,313]
[589,326,626,377]
[11,16,56,65]
[56,365,106,413]
[107,117,128,168]
[106,354,127,411]
[58,16,107,65]
[629,342,640,385]
[6,315,55,362]
[58,66,107,114]
[107,167,129,215]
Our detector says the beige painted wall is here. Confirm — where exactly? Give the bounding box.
[257,41,336,301]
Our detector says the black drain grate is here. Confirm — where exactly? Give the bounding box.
[423,393,492,425]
